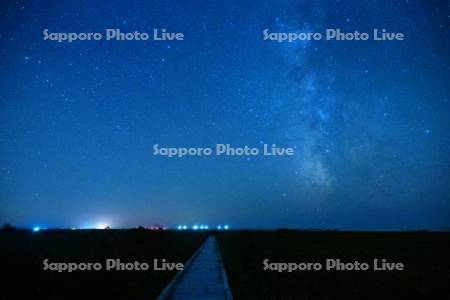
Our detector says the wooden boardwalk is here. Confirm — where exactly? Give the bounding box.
[157,236,233,300]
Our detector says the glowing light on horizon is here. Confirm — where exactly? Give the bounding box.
[177,225,189,230]
[177,224,221,231]
[95,223,109,229]
[33,226,41,232]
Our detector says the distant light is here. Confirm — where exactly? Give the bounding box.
[217,225,222,230]
[193,225,198,230]
[95,223,109,229]
[177,225,182,230]
[183,225,187,230]
[224,225,229,230]
[33,226,41,232]
[200,225,204,230]
[204,225,209,230]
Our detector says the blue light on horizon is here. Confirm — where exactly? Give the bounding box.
[177,224,228,231]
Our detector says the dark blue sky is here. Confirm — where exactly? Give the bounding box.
[0,0,449,230]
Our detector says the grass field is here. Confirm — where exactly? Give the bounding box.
[0,229,208,300]
[1,229,449,299]
[217,230,450,300]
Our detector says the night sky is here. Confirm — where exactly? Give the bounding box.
[0,0,449,230]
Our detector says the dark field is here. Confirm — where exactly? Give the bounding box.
[0,229,208,300]
[217,231,450,300]
[1,230,449,299]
